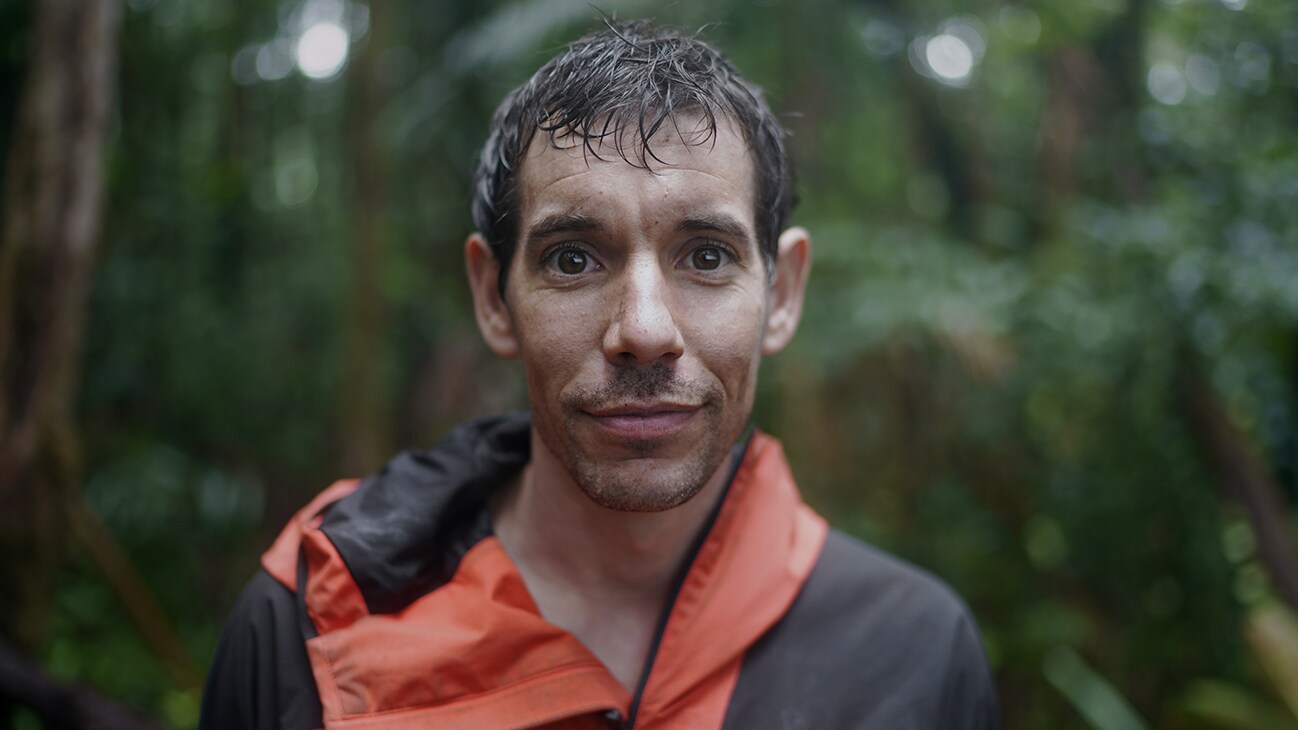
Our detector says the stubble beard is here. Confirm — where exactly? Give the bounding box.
[533,363,737,513]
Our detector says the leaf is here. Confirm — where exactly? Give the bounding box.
[1246,603,1298,719]
[1179,680,1298,730]
[1043,646,1151,730]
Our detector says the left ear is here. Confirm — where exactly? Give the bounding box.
[762,226,811,355]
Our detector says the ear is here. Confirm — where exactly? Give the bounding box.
[762,227,811,356]
[465,233,519,358]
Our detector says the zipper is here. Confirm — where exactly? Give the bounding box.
[620,431,753,729]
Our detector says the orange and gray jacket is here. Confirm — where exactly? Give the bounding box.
[200,413,999,729]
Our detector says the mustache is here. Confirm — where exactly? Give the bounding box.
[562,362,718,411]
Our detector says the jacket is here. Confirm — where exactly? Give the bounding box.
[200,412,999,729]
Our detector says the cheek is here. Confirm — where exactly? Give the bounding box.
[684,290,767,397]
[512,293,604,391]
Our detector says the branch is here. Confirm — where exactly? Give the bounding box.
[1180,362,1298,612]
[0,638,165,730]
[65,494,204,692]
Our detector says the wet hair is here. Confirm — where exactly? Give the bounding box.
[471,20,795,292]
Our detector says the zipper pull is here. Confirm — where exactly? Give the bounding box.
[603,709,626,728]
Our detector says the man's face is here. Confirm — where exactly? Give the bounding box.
[468,117,807,512]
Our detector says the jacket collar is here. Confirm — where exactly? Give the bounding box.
[321,412,531,614]
[262,413,827,728]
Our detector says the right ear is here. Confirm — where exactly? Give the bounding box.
[465,233,519,358]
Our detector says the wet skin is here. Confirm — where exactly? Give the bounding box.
[469,118,809,512]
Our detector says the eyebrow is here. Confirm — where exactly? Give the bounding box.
[522,211,754,248]
[678,213,752,242]
[525,212,604,244]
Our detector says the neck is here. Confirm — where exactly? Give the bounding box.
[493,428,735,604]
[489,427,737,689]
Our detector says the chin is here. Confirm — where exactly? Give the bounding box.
[569,440,729,513]
[576,466,708,512]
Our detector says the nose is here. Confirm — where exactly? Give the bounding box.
[602,257,685,365]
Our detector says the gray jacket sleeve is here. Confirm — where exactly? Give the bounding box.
[199,570,322,730]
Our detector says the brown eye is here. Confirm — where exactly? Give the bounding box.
[555,249,588,274]
[691,246,724,271]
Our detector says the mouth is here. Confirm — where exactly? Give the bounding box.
[581,402,701,441]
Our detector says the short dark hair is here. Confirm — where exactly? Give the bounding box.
[471,20,795,292]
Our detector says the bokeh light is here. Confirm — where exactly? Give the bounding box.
[255,38,294,81]
[861,19,904,57]
[1233,41,1271,87]
[1147,62,1187,105]
[225,0,365,85]
[910,16,986,87]
[295,22,350,80]
[926,34,974,82]
[1184,54,1220,96]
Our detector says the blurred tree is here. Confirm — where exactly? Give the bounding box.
[0,0,120,653]
[0,0,186,725]
[337,0,395,476]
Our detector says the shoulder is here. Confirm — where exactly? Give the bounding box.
[761,529,986,673]
[806,529,974,636]
[199,570,322,730]
[723,529,1000,730]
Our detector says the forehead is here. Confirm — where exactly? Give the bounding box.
[516,115,757,233]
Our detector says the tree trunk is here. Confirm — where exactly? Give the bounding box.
[0,0,122,651]
[337,0,394,476]
[1180,362,1298,613]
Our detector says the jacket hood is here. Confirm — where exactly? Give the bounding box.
[321,412,531,614]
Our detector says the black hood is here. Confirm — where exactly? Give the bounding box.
[319,412,531,615]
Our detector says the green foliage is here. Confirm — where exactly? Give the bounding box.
[4,0,1296,726]
[1182,680,1298,730]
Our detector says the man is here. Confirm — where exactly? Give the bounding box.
[201,20,999,729]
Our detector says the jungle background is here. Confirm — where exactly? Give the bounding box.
[2,0,1298,727]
